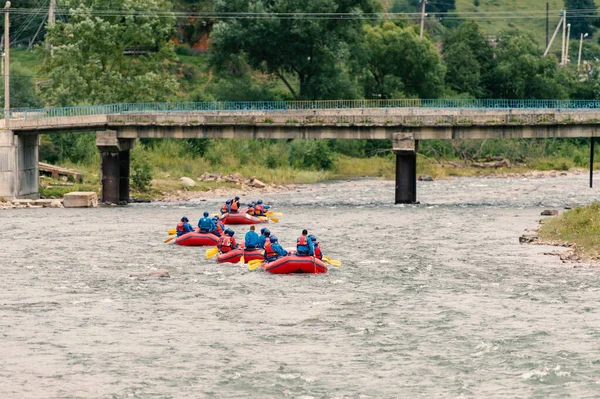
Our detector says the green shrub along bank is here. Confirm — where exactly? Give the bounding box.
[37,134,600,199]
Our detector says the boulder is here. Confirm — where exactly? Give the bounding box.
[418,175,434,182]
[179,177,196,187]
[12,199,33,206]
[223,173,244,184]
[49,199,63,208]
[248,176,267,188]
[130,269,170,278]
[541,209,559,216]
[199,172,223,182]
[63,192,98,208]
[33,199,55,207]
[519,234,538,244]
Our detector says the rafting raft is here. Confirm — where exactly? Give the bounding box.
[217,248,265,264]
[263,255,328,274]
[175,230,220,246]
[220,212,269,225]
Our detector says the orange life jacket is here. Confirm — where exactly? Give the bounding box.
[215,222,224,235]
[177,222,185,233]
[230,200,239,212]
[264,241,277,258]
[247,207,255,215]
[221,204,228,213]
[254,204,264,215]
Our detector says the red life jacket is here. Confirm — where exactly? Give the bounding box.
[255,204,264,215]
[247,207,255,215]
[221,204,228,213]
[264,241,277,258]
[220,236,233,252]
[230,200,239,212]
[216,222,224,235]
[314,243,322,259]
[297,236,308,246]
[177,222,185,233]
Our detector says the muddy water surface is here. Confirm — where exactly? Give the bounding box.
[2,175,600,398]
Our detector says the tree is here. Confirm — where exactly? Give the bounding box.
[354,22,445,99]
[210,0,379,100]
[442,21,494,97]
[409,0,455,13]
[565,0,599,37]
[488,31,572,99]
[0,65,43,109]
[39,0,179,106]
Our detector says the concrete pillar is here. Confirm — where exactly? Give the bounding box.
[96,130,135,205]
[0,129,16,200]
[17,134,39,199]
[119,150,130,203]
[393,133,418,204]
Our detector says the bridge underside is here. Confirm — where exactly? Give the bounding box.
[0,131,39,200]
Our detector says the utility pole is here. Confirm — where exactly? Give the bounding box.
[546,2,549,49]
[578,32,588,69]
[419,0,426,38]
[47,0,55,53]
[543,11,563,57]
[4,1,10,117]
[561,10,567,65]
[566,23,571,64]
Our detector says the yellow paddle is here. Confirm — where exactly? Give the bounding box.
[164,236,176,244]
[205,247,219,259]
[323,256,342,266]
[239,256,245,265]
[266,212,283,217]
[168,228,176,235]
[248,259,264,271]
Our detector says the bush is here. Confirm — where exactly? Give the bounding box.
[131,153,153,192]
[288,140,335,170]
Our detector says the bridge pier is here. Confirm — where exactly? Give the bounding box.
[0,130,39,200]
[393,133,418,204]
[96,131,135,205]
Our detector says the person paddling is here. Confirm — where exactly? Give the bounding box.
[230,196,240,213]
[176,216,195,237]
[198,211,216,233]
[264,235,288,262]
[258,228,270,249]
[211,216,225,237]
[296,229,314,256]
[308,234,323,260]
[221,200,232,214]
[244,225,259,250]
[218,229,237,253]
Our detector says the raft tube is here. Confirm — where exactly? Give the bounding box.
[175,231,220,246]
[264,255,328,274]
[220,212,268,225]
[217,248,265,264]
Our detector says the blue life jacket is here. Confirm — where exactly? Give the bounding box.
[245,231,260,248]
[198,217,215,232]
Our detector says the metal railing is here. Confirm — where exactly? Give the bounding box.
[5,99,600,120]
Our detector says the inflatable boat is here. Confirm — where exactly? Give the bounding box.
[217,248,265,264]
[175,231,220,246]
[263,255,328,274]
[220,212,268,225]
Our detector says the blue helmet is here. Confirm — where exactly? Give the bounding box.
[181,216,189,222]
[308,234,317,242]
[257,200,263,204]
[260,228,266,235]
[235,196,240,200]
[270,235,278,242]
[263,228,270,236]
[212,216,219,221]
[248,203,254,207]
[203,211,209,217]
[226,199,232,204]
[227,229,235,236]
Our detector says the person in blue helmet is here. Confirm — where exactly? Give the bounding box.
[308,234,323,260]
[218,228,237,253]
[264,235,288,262]
[244,225,260,250]
[257,228,271,249]
[296,229,314,256]
[221,200,232,214]
[254,200,266,216]
[176,216,195,237]
[198,211,216,233]
[211,216,225,237]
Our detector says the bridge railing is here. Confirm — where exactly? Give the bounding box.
[5,99,600,120]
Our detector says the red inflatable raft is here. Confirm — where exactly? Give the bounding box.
[220,212,268,225]
[263,255,328,274]
[175,230,220,246]
[217,248,265,264]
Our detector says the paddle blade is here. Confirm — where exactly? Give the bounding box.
[164,236,176,244]
[248,260,264,271]
[168,228,176,235]
[238,256,245,265]
[269,217,279,223]
[323,256,342,266]
[205,247,219,259]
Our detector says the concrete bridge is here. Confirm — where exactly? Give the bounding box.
[2,99,600,204]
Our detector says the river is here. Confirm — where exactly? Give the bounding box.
[2,175,600,398]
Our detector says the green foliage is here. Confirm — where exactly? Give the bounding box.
[40,133,98,165]
[354,22,445,98]
[565,0,599,38]
[288,140,335,170]
[210,0,380,100]
[131,148,154,192]
[39,0,179,106]
[0,64,43,108]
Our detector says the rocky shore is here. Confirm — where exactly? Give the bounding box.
[0,198,63,210]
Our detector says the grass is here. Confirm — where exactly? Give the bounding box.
[538,202,600,258]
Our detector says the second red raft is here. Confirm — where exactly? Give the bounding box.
[175,231,220,246]
[220,212,268,225]
[263,255,328,274]
[217,248,265,263]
